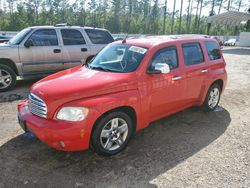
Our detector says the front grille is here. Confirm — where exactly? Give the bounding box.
[28,93,47,118]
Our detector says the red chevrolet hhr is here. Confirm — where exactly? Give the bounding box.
[18,35,227,156]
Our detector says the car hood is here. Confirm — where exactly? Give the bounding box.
[0,43,11,48]
[31,66,138,116]
[0,43,19,58]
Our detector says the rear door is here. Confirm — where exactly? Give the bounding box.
[60,29,91,69]
[19,29,63,74]
[181,42,209,104]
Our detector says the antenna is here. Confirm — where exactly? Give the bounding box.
[122,33,129,44]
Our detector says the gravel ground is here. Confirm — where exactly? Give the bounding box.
[0,47,249,188]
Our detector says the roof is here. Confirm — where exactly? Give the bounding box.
[28,25,107,31]
[207,11,250,26]
[114,35,212,48]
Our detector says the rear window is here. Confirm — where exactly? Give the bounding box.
[205,41,221,60]
[61,29,86,45]
[85,29,114,44]
[182,43,204,66]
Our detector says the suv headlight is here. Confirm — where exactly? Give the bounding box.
[57,107,89,121]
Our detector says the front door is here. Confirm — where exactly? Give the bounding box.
[147,46,186,121]
[19,29,63,75]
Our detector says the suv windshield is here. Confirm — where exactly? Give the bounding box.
[88,44,148,73]
[9,28,32,45]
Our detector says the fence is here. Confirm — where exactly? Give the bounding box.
[0,31,240,43]
[0,31,18,37]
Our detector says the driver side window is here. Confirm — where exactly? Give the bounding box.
[150,46,178,70]
[27,29,58,47]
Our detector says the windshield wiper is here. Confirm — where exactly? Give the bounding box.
[89,65,122,73]
[89,65,109,72]
[85,63,90,68]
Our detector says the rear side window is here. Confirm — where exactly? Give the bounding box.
[205,41,221,60]
[182,43,204,66]
[85,29,114,44]
[150,46,178,70]
[28,29,58,46]
[61,29,86,45]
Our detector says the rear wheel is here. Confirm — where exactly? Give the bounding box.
[0,64,16,92]
[91,111,133,156]
[203,83,221,111]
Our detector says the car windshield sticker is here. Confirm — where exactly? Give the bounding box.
[129,46,147,54]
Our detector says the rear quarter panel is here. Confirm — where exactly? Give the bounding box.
[81,29,107,56]
[197,39,227,105]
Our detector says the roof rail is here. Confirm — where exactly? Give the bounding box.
[171,34,210,39]
[55,23,72,27]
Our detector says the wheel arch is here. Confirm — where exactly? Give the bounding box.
[211,79,223,91]
[91,106,137,137]
[0,58,19,76]
[199,78,224,106]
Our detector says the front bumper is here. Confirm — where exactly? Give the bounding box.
[17,100,99,151]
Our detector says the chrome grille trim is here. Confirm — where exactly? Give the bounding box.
[28,93,47,118]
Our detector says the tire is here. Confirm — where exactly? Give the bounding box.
[91,111,134,156]
[203,83,221,111]
[0,64,16,92]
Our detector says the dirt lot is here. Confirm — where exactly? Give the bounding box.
[0,47,249,188]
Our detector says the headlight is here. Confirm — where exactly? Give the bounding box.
[57,107,89,121]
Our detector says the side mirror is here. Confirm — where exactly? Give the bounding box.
[24,39,34,48]
[154,63,170,74]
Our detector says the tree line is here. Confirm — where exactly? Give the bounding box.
[0,0,249,35]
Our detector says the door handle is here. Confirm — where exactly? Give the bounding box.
[172,76,182,81]
[81,48,88,52]
[53,49,61,53]
[201,69,208,73]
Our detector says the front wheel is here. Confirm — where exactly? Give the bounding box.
[203,83,221,111]
[0,64,16,92]
[91,111,133,156]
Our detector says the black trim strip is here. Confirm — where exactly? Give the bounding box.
[22,60,81,66]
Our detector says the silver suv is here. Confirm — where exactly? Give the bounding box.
[0,25,114,91]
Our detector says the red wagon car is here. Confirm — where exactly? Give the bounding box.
[18,35,227,156]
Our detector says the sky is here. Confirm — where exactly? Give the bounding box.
[0,0,249,16]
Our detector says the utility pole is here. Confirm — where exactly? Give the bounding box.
[238,0,242,11]
[163,0,167,34]
[227,0,231,11]
[170,0,176,34]
[178,0,183,34]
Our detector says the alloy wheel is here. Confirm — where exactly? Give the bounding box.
[208,87,220,109]
[100,118,129,151]
[0,69,12,89]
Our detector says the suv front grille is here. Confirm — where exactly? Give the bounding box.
[28,93,47,118]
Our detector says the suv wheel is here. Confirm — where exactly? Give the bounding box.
[91,111,133,156]
[203,83,221,111]
[0,64,16,92]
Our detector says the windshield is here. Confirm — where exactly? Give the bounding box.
[9,28,32,45]
[88,44,148,73]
